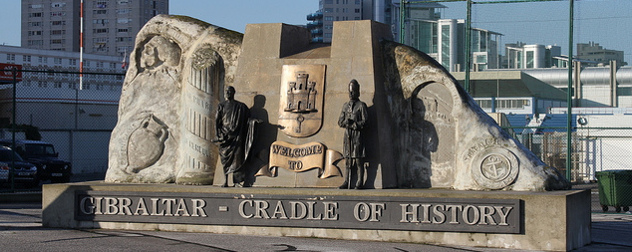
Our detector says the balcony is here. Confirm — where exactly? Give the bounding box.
[306,20,323,29]
[311,29,323,35]
[307,12,323,21]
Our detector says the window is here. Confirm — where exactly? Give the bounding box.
[51,2,66,8]
[93,28,108,33]
[27,40,43,46]
[94,37,109,43]
[29,4,42,8]
[117,18,132,23]
[95,1,107,8]
[117,28,129,33]
[54,58,62,64]
[51,30,66,35]
[110,62,116,68]
[51,21,66,26]
[93,10,107,15]
[526,51,534,68]
[50,39,64,44]
[324,8,333,13]
[324,16,333,21]
[355,9,360,13]
[118,0,130,4]
[93,19,109,25]
[29,12,43,18]
[97,62,104,68]
[6,54,15,61]
[50,11,65,17]
[117,9,131,14]
[54,82,62,88]
[28,22,42,27]
[116,37,132,42]
[38,81,47,88]
[28,31,42,36]
[69,59,77,65]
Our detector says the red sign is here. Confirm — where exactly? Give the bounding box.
[0,63,22,82]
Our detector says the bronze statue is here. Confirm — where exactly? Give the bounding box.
[213,86,252,187]
[338,79,368,189]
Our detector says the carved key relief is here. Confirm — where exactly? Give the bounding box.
[278,65,326,138]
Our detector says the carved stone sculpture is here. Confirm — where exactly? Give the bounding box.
[105,15,242,183]
[106,17,569,191]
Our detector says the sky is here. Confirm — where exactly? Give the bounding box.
[0,0,629,61]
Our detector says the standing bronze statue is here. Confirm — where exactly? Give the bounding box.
[213,86,255,187]
[338,79,368,189]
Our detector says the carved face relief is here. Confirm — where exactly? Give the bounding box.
[278,65,326,138]
[139,36,181,70]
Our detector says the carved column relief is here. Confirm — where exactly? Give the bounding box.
[176,45,223,184]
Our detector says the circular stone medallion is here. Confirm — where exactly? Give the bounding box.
[471,147,519,189]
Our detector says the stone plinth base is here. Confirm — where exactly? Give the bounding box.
[43,182,590,251]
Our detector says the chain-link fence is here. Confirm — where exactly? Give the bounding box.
[399,0,632,213]
[3,1,632,213]
[506,126,632,213]
[0,68,123,192]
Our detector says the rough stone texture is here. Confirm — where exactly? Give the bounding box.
[105,15,243,184]
[381,42,570,191]
[105,17,568,191]
[42,182,591,251]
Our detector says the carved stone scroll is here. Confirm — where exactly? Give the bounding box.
[258,141,342,179]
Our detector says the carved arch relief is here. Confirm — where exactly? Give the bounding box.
[406,81,455,188]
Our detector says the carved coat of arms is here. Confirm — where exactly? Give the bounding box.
[279,65,326,137]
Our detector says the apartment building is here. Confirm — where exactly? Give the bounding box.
[308,0,373,43]
[22,0,169,57]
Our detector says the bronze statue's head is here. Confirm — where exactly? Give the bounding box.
[225,86,235,100]
[349,79,360,100]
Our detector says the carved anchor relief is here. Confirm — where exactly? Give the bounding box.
[279,65,326,138]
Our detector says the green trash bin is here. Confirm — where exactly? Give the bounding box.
[596,170,632,213]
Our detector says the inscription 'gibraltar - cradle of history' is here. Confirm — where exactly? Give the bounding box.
[75,191,521,234]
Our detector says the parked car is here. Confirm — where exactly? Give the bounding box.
[0,139,71,183]
[0,146,38,187]
[0,162,8,183]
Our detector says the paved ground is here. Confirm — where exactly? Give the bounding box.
[1,177,632,251]
[1,202,631,251]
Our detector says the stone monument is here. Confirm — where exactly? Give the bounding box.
[107,14,569,191]
[44,15,590,251]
